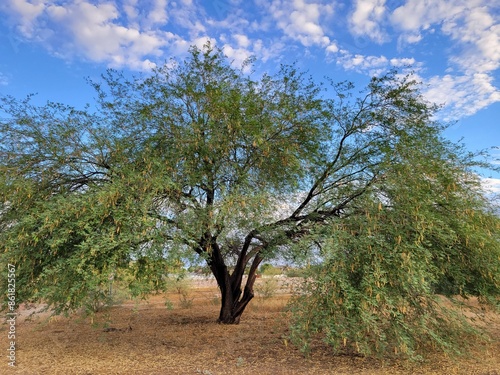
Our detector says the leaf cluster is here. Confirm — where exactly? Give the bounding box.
[288,117,500,359]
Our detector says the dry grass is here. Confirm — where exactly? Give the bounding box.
[1,278,499,375]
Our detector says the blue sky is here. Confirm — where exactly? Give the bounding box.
[0,0,499,192]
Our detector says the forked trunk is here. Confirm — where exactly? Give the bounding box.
[209,251,263,324]
[201,230,264,324]
[217,279,258,324]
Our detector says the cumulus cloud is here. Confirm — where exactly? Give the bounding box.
[0,0,172,70]
[328,0,499,121]
[398,32,422,45]
[0,0,45,38]
[263,0,336,50]
[389,0,500,118]
[349,0,388,43]
[390,0,464,32]
[0,0,498,121]
[234,34,251,48]
[391,0,499,73]
[222,44,253,70]
[47,1,169,68]
[0,0,290,71]
[192,36,217,50]
[252,38,286,63]
[146,0,169,26]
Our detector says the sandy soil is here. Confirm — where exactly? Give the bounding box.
[1,278,499,375]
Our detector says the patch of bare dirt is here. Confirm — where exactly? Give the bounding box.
[1,278,499,374]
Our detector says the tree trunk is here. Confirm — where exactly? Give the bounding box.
[209,247,262,324]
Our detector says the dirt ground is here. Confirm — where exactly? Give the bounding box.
[1,277,499,375]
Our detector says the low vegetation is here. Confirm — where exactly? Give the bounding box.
[2,279,499,374]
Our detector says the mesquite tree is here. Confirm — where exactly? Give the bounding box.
[1,44,498,329]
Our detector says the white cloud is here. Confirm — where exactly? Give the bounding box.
[482,178,500,194]
[168,0,207,38]
[252,38,286,63]
[0,0,45,38]
[397,32,422,46]
[389,0,500,118]
[1,0,498,124]
[0,0,174,70]
[425,73,500,120]
[390,0,500,75]
[192,36,217,50]
[264,0,335,49]
[122,0,170,29]
[234,34,251,48]
[45,1,167,69]
[0,0,282,72]
[389,57,416,67]
[327,0,499,121]
[337,53,387,76]
[337,51,417,76]
[390,0,465,32]
[349,0,388,43]
[123,0,139,25]
[438,4,500,75]
[223,44,253,70]
[326,43,339,54]
[147,0,169,26]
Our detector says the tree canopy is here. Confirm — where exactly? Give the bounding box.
[1,44,499,357]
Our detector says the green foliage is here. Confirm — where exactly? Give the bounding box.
[164,273,194,309]
[164,299,174,310]
[0,43,328,316]
[259,263,282,276]
[288,110,500,359]
[284,268,308,278]
[0,169,172,313]
[0,43,499,354]
[255,278,279,299]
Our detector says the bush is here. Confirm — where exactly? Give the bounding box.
[255,278,279,299]
[284,268,307,278]
[260,264,282,276]
[82,279,129,316]
[165,275,194,309]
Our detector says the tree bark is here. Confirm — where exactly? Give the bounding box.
[208,242,263,324]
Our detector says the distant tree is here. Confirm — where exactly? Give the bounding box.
[1,44,498,344]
